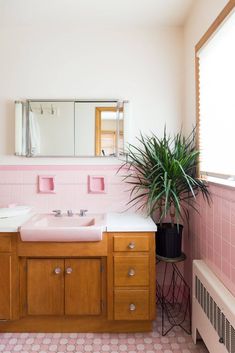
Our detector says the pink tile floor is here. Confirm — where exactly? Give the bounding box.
[0,316,208,353]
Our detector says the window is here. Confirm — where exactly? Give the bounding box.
[196,1,235,184]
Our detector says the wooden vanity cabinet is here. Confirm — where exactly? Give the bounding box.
[0,231,156,332]
[0,253,12,319]
[0,234,18,321]
[24,258,104,317]
[108,232,156,322]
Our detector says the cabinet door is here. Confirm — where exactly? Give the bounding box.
[27,259,64,315]
[65,259,102,315]
[0,254,11,319]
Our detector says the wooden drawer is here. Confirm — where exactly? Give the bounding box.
[114,289,149,320]
[0,236,12,252]
[113,234,149,252]
[114,256,149,286]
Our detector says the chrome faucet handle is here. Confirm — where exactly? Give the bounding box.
[52,209,62,217]
[67,210,73,217]
[79,209,88,217]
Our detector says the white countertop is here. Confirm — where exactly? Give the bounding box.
[106,212,157,232]
[0,213,33,232]
[0,212,157,233]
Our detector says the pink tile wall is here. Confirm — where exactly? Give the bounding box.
[0,164,189,293]
[0,165,131,214]
[184,183,235,296]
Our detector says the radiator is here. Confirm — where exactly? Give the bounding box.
[192,260,235,353]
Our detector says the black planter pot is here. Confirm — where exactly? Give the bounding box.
[156,223,183,258]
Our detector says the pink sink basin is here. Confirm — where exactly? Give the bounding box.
[20,213,106,242]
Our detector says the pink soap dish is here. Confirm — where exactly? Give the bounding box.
[88,175,106,194]
[38,175,56,194]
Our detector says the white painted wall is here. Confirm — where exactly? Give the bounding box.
[0,20,183,163]
[183,0,229,134]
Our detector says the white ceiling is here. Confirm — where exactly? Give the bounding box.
[0,0,194,28]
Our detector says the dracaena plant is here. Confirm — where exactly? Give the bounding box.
[119,128,211,226]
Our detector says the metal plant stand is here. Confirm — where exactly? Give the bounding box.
[156,253,191,336]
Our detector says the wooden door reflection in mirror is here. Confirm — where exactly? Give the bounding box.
[95,107,123,157]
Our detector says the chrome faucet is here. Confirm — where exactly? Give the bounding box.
[67,209,73,217]
[52,209,62,217]
[79,209,88,217]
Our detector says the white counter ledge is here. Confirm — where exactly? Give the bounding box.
[0,213,33,233]
[0,212,157,233]
[106,212,157,232]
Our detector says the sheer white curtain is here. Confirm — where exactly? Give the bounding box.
[198,10,235,178]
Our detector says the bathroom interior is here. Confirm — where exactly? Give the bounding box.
[0,0,234,353]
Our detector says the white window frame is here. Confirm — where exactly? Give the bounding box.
[195,0,235,188]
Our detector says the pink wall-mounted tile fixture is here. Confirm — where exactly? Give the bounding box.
[38,175,56,194]
[88,175,106,194]
[0,165,129,213]
[184,183,235,297]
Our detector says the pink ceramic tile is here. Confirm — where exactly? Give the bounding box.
[207,229,213,248]
[231,223,235,246]
[231,267,235,283]
[213,234,221,254]
[214,251,222,271]
[207,245,214,263]
[222,219,231,243]
[187,183,235,296]
[213,215,222,236]
[222,240,230,263]
[0,313,209,353]
[222,259,230,278]
[0,167,130,214]
[221,199,230,222]
[206,205,214,230]
[231,203,235,224]
[230,246,235,268]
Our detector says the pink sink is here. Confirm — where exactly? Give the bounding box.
[20,213,106,242]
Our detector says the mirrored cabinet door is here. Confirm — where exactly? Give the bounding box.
[15,99,127,157]
[75,101,120,157]
[28,101,75,156]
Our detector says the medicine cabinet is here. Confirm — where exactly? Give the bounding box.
[15,99,129,157]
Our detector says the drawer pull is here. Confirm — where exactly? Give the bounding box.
[129,303,136,311]
[54,267,62,275]
[66,267,73,274]
[128,242,135,249]
[128,268,136,276]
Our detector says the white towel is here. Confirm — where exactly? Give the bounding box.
[29,111,40,155]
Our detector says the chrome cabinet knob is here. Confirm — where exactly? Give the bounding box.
[54,267,61,275]
[128,268,136,276]
[129,303,136,311]
[66,267,73,274]
[128,242,135,249]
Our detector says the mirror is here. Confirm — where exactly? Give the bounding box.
[16,99,128,157]
[28,101,74,156]
[75,102,123,157]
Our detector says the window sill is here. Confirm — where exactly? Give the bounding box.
[205,176,235,189]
